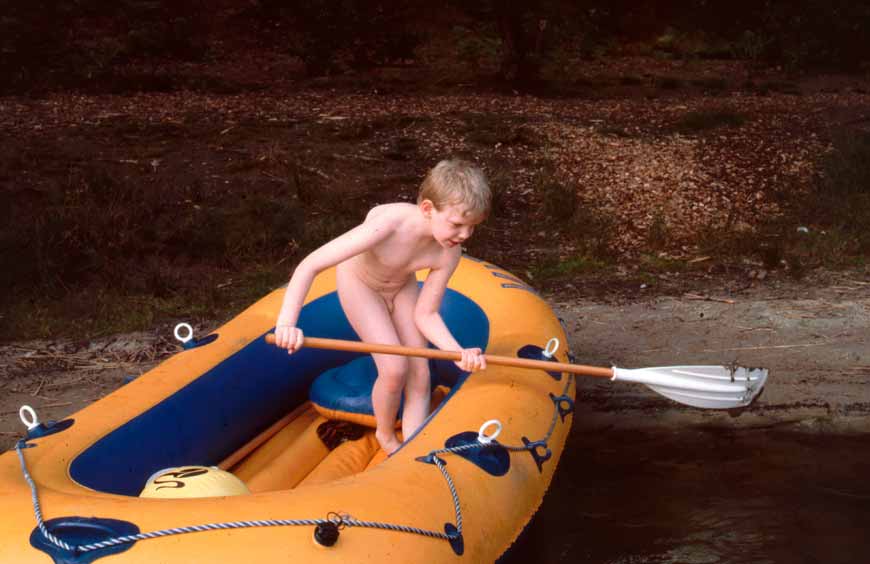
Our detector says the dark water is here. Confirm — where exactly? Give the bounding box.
[504,423,870,564]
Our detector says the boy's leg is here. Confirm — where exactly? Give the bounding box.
[336,267,407,455]
[390,276,432,441]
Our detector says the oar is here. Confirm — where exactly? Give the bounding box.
[264,334,768,410]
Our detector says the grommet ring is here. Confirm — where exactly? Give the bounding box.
[174,323,194,344]
[477,419,502,444]
[19,405,40,431]
[542,337,560,359]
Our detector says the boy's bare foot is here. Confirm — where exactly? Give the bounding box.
[375,430,402,455]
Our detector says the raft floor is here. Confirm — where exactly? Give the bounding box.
[221,387,449,492]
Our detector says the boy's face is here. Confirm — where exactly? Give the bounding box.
[422,200,483,249]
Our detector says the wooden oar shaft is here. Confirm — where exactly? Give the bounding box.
[265,334,614,378]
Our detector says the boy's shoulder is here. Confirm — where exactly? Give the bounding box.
[365,202,419,222]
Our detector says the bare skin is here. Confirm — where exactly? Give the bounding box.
[274,200,487,454]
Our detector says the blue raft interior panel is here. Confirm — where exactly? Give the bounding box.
[69,287,489,496]
[310,355,445,421]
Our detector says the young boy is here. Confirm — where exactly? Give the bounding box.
[274,159,490,455]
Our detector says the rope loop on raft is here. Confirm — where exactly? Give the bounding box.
[16,371,574,555]
[326,511,346,529]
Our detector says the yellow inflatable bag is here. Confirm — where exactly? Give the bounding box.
[140,466,249,498]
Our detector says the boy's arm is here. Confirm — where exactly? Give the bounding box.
[414,253,485,372]
[413,251,465,352]
[276,213,397,329]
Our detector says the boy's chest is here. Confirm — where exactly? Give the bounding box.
[368,238,443,273]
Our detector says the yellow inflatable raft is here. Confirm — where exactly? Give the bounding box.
[0,256,575,563]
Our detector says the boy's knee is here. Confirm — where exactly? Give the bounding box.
[405,365,431,395]
[378,359,408,391]
[408,357,428,376]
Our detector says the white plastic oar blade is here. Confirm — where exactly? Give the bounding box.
[612,365,769,409]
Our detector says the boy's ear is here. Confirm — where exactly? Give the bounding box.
[419,199,435,217]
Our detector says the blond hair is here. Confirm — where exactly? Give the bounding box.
[417,159,491,219]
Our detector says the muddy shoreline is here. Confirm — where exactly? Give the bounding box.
[557,276,870,436]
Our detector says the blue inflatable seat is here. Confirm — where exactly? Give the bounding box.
[309,355,450,428]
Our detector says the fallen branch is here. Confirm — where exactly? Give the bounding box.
[31,394,60,402]
[702,342,831,352]
[262,171,291,184]
[45,373,94,389]
[684,292,736,304]
[298,164,332,181]
[31,377,46,396]
[75,362,135,371]
[331,152,385,163]
[208,145,249,155]
[42,402,73,409]
[816,486,870,500]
